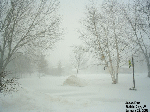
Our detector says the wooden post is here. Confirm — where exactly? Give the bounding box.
[129,56,136,90]
[132,56,135,88]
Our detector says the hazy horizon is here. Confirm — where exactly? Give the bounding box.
[47,0,104,67]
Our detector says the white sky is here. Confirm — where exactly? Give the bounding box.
[47,0,104,67]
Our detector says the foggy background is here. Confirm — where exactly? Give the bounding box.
[46,0,147,73]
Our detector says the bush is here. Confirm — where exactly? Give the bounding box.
[0,71,21,95]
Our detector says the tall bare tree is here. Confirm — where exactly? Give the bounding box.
[123,0,150,77]
[0,0,61,92]
[80,0,133,83]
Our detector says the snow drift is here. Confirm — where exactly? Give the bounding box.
[63,75,87,87]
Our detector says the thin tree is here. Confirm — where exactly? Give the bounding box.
[122,0,150,77]
[71,45,89,76]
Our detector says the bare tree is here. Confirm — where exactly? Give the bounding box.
[71,45,89,76]
[0,0,61,92]
[122,0,150,77]
[80,1,133,83]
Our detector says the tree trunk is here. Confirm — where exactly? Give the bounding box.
[147,63,150,78]
[113,20,119,84]
[145,55,150,77]
[0,74,2,92]
[112,74,116,84]
[0,60,3,92]
[110,63,116,84]
[115,47,119,83]
[0,68,3,92]
[111,70,116,84]
[116,73,118,83]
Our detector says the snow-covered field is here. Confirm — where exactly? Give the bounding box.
[0,73,150,112]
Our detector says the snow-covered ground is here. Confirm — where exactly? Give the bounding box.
[0,73,150,112]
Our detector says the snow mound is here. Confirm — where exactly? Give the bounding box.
[63,75,87,87]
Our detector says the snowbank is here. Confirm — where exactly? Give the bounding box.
[63,75,87,87]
